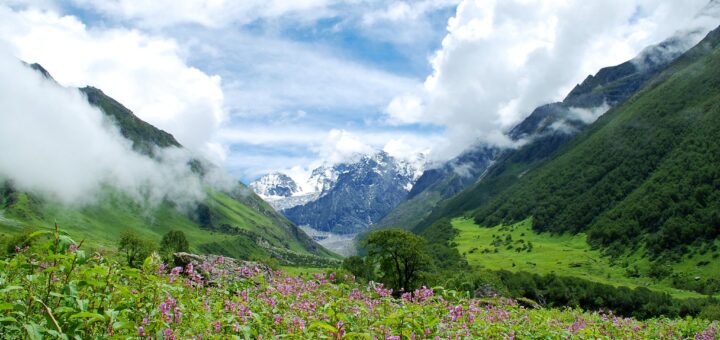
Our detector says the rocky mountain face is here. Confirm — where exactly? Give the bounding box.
[250,173,300,198]
[251,152,425,234]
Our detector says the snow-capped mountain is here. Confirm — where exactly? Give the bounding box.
[249,172,299,198]
[249,151,426,234]
[283,151,425,234]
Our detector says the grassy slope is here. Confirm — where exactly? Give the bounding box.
[0,188,337,265]
[375,190,442,230]
[452,217,717,299]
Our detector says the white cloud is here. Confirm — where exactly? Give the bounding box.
[386,0,720,159]
[190,31,419,119]
[219,123,442,180]
[568,103,612,125]
[0,48,207,207]
[313,129,375,164]
[0,6,225,161]
[358,0,461,45]
[69,0,339,28]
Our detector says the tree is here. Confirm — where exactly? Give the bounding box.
[161,230,189,254]
[118,231,156,268]
[342,255,374,281]
[365,229,431,292]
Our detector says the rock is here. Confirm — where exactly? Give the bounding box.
[474,284,501,298]
[172,252,273,284]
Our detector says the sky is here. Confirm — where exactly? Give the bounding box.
[1,0,719,183]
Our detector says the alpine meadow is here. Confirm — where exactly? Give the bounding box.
[1,1,720,339]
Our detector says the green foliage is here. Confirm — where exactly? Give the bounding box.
[341,255,374,281]
[699,303,720,321]
[3,229,33,255]
[365,229,432,292]
[118,231,156,268]
[0,225,717,338]
[160,230,189,260]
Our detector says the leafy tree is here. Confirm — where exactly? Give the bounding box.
[342,255,374,281]
[365,228,431,292]
[118,231,156,268]
[161,230,190,254]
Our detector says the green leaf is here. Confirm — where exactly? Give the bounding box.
[0,316,18,323]
[0,303,14,311]
[69,311,105,323]
[308,320,336,333]
[23,322,43,340]
[27,230,52,239]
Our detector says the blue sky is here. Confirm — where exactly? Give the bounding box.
[57,1,458,182]
[2,0,717,184]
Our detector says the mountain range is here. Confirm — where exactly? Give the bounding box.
[251,152,425,235]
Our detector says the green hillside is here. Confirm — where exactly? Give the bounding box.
[471,26,720,256]
[416,26,720,296]
[0,68,337,265]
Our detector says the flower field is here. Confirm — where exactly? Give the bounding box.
[0,230,717,339]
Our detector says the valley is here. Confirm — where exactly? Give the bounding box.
[2,1,720,338]
[452,217,716,299]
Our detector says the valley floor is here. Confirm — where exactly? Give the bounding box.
[452,218,719,299]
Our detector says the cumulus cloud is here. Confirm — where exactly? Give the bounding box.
[311,129,375,165]
[386,0,720,160]
[0,49,208,207]
[0,6,226,162]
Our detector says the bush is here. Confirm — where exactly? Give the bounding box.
[160,230,189,261]
[342,255,374,281]
[699,303,720,321]
[3,229,34,254]
[118,231,156,268]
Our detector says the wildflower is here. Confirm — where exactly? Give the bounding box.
[336,320,345,338]
[138,326,144,337]
[164,328,175,340]
[68,244,77,253]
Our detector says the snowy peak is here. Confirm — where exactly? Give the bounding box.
[283,151,429,233]
[249,172,299,198]
[249,151,427,215]
[306,165,338,194]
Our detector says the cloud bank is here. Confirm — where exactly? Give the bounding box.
[0,6,226,163]
[0,47,208,208]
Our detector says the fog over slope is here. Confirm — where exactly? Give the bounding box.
[0,47,231,208]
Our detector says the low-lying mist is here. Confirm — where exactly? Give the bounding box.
[0,48,234,210]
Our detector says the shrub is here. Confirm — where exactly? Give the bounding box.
[118,231,156,268]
